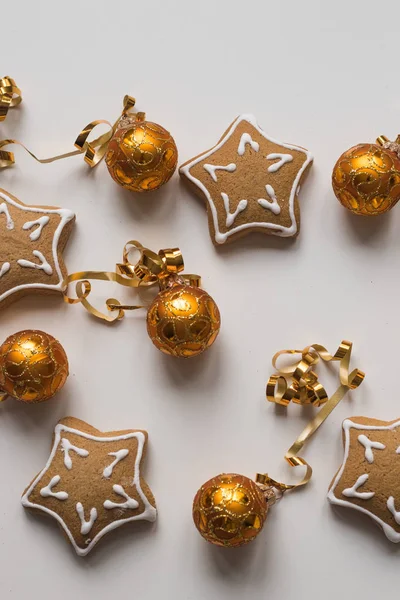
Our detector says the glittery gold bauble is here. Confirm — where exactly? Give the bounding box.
[105,117,178,192]
[193,473,268,547]
[0,330,68,403]
[146,283,221,358]
[332,142,400,215]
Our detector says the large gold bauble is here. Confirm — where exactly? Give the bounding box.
[105,117,178,192]
[193,473,268,547]
[332,143,400,215]
[146,283,221,358]
[0,330,69,403]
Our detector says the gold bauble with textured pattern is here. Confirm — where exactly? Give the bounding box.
[0,330,68,403]
[146,283,220,358]
[193,473,268,547]
[105,116,178,192]
[332,142,400,215]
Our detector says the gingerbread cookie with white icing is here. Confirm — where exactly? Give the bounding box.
[22,417,156,556]
[328,416,400,543]
[179,114,313,245]
[0,188,75,308]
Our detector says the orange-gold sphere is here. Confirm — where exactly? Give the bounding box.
[332,143,400,215]
[105,117,178,192]
[193,473,268,547]
[146,283,221,358]
[0,330,69,403]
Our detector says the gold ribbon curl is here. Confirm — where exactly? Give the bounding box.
[0,94,139,169]
[0,77,22,123]
[257,341,365,495]
[63,240,201,323]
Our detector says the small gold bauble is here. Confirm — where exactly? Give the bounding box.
[332,142,400,215]
[0,330,69,403]
[105,117,178,192]
[193,473,268,547]
[146,283,221,358]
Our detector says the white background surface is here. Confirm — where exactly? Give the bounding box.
[1,1,400,598]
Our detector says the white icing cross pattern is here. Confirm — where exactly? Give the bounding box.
[104,484,139,510]
[358,434,385,463]
[17,250,53,275]
[23,216,50,241]
[61,438,89,470]
[40,475,69,501]
[221,193,247,227]
[103,449,129,478]
[342,474,375,500]
[203,163,236,182]
[266,153,294,173]
[237,132,260,156]
[76,502,98,535]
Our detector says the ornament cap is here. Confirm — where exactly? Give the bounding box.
[376,135,390,146]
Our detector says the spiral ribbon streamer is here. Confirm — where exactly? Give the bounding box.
[0,95,138,169]
[63,240,201,323]
[257,341,365,494]
[0,77,22,123]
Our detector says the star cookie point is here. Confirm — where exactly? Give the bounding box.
[180,114,313,245]
[22,417,156,556]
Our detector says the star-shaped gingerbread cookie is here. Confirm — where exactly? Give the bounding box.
[22,417,157,556]
[179,114,313,245]
[328,416,400,542]
[0,188,75,308]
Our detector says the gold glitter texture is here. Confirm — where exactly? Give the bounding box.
[332,143,400,215]
[146,283,220,358]
[106,117,178,192]
[0,330,68,402]
[193,473,268,547]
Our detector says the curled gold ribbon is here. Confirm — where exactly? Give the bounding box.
[257,341,365,494]
[63,240,201,323]
[0,94,137,169]
[0,77,22,123]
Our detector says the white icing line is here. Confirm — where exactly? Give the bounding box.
[221,193,247,227]
[358,434,385,463]
[40,475,68,501]
[103,449,129,479]
[203,163,236,182]
[328,418,400,543]
[0,191,75,302]
[61,438,89,470]
[21,425,157,557]
[237,132,259,156]
[258,184,281,215]
[0,262,10,278]
[179,114,313,244]
[76,502,97,535]
[387,497,400,525]
[104,485,139,510]
[17,250,53,275]
[23,216,50,241]
[0,202,14,230]
[342,474,375,500]
[266,152,293,173]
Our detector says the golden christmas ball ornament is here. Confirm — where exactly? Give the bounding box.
[105,114,178,192]
[0,330,68,403]
[0,95,177,193]
[193,473,269,547]
[193,342,365,548]
[147,283,220,358]
[332,135,400,215]
[64,240,221,358]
